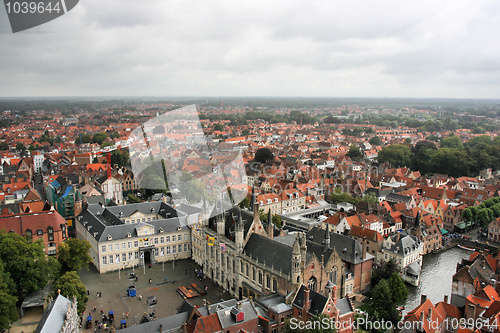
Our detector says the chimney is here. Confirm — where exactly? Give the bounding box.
[428,307,432,321]
[420,294,427,305]
[444,295,448,303]
[420,310,425,329]
[159,324,163,332]
[304,287,311,312]
[253,202,260,221]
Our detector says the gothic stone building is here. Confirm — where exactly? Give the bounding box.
[191,202,367,302]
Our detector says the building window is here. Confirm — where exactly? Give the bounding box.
[160,237,164,244]
[102,245,106,252]
[154,238,159,245]
[166,246,171,254]
[122,253,127,262]
[178,235,182,241]
[134,251,139,260]
[184,243,188,252]
[121,242,126,249]
[252,267,256,281]
[37,229,43,236]
[128,242,132,249]
[272,278,277,292]
[184,234,188,240]
[115,254,120,263]
[47,226,54,241]
[128,252,133,261]
[172,246,176,254]
[266,275,271,288]
[134,241,138,248]
[259,271,263,285]
[166,236,170,243]
[102,256,107,265]
[154,248,159,256]
[178,244,182,253]
[109,255,114,264]
[108,245,113,252]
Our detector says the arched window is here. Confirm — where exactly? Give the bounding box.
[47,226,54,241]
[330,267,337,284]
[307,276,317,291]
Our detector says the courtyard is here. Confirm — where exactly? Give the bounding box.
[79,258,232,331]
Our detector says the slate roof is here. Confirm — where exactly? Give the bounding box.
[77,203,188,242]
[293,285,327,316]
[306,227,365,265]
[34,295,71,333]
[337,297,354,316]
[118,311,189,333]
[243,233,310,276]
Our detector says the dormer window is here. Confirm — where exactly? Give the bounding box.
[107,234,112,241]
[94,232,98,238]
[159,227,164,233]
[151,207,155,212]
[126,233,131,238]
[177,226,181,231]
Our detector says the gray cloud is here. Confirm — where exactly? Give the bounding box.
[1,0,500,98]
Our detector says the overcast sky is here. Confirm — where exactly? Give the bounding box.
[1,0,500,98]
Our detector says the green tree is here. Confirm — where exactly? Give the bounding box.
[371,258,398,286]
[0,142,9,150]
[377,144,411,167]
[92,132,108,145]
[476,208,492,227]
[369,136,382,146]
[75,133,91,144]
[365,279,400,325]
[52,271,88,313]
[430,148,472,177]
[16,142,26,151]
[388,273,408,305]
[411,140,438,175]
[57,238,92,274]
[239,196,250,209]
[347,144,362,158]
[0,232,58,296]
[272,215,283,228]
[213,123,224,131]
[461,208,472,222]
[255,148,274,163]
[441,135,464,150]
[0,261,18,331]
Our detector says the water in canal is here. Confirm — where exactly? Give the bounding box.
[403,247,471,315]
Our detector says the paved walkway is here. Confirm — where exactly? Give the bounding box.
[79,259,232,331]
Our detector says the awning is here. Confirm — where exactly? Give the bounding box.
[440,228,449,235]
[457,222,466,230]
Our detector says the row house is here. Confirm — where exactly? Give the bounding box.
[0,208,68,255]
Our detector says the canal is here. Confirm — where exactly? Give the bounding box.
[403,247,471,315]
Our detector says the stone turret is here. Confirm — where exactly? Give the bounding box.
[235,209,244,253]
[292,235,302,286]
[324,223,330,252]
